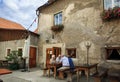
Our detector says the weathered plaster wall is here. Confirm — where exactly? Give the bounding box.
[0,39,24,60]
[30,35,39,46]
[38,0,120,67]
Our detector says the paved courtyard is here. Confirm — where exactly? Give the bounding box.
[0,68,108,82]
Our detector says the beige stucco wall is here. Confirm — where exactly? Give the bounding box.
[0,39,25,60]
[37,0,120,68]
[0,35,38,60]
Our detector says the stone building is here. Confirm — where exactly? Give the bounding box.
[36,0,120,68]
[0,17,39,68]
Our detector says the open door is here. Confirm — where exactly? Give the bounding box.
[46,47,61,68]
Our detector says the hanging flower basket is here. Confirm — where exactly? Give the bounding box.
[101,6,120,21]
[51,24,64,33]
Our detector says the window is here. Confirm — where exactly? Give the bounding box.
[18,48,22,52]
[6,49,11,56]
[18,48,23,56]
[66,48,76,58]
[54,12,62,25]
[104,0,120,10]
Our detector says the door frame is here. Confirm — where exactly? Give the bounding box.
[43,43,65,68]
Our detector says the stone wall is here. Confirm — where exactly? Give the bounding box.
[37,0,120,66]
[0,39,25,60]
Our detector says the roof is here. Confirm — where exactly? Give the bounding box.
[37,0,58,11]
[0,18,39,41]
[0,17,25,30]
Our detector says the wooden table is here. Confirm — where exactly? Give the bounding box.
[47,63,62,78]
[76,63,98,81]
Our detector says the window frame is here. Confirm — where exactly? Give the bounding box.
[66,48,76,58]
[54,11,62,25]
[17,47,23,55]
[103,0,120,10]
[6,48,11,56]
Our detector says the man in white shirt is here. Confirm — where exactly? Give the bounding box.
[60,54,70,67]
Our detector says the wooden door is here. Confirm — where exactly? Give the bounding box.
[29,47,37,68]
[52,47,61,57]
[46,47,61,68]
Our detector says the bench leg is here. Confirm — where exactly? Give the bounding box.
[48,69,51,77]
[58,71,64,79]
[67,72,72,82]
[94,77,101,82]
[43,70,47,76]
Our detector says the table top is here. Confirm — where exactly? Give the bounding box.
[48,63,62,68]
[76,63,98,68]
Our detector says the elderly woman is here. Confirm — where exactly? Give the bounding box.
[50,55,56,64]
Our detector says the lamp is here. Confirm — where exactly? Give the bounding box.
[84,41,91,66]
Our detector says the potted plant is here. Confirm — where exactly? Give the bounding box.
[101,6,120,21]
[5,50,22,70]
[51,24,64,34]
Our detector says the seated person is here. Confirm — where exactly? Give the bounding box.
[49,55,56,72]
[50,55,56,64]
[56,54,61,63]
[60,54,70,67]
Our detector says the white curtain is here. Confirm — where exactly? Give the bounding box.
[117,49,120,55]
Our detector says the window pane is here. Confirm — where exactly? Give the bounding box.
[54,15,58,25]
[104,0,112,10]
[54,12,62,25]
[7,49,11,56]
[59,13,62,24]
[114,0,120,7]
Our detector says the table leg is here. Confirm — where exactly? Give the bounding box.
[95,66,98,73]
[85,69,89,82]
[54,66,56,78]
[48,68,50,77]
[77,69,79,82]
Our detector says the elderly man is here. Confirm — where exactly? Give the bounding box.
[60,54,70,67]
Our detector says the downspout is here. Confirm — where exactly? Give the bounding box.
[36,9,41,67]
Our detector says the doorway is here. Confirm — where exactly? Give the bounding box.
[29,47,37,68]
[46,47,61,67]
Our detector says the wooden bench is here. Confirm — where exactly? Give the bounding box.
[58,67,70,79]
[58,67,80,82]
[43,68,48,76]
[108,69,120,82]
[93,68,108,82]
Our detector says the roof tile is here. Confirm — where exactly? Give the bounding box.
[0,17,25,30]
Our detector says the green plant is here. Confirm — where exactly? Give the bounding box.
[101,6,120,21]
[51,24,64,33]
[5,50,22,70]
